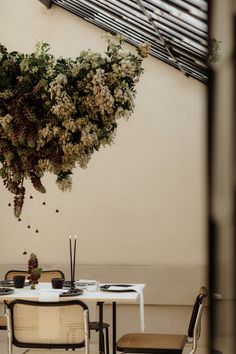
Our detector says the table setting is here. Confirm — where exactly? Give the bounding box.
[0,236,145,354]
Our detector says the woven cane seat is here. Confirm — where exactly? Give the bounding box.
[117,333,187,353]
[0,315,7,329]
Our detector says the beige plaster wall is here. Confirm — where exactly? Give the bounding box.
[0,0,207,269]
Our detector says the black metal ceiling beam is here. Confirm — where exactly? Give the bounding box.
[50,0,208,83]
[135,0,188,77]
[38,0,53,9]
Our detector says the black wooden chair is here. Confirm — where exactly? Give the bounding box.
[117,286,208,354]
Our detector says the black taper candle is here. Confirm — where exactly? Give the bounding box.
[69,236,73,286]
[72,235,77,284]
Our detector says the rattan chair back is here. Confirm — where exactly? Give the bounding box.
[39,270,65,282]
[5,270,28,280]
[5,270,65,282]
[7,299,89,353]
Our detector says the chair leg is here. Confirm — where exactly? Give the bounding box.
[105,326,109,354]
[102,330,105,353]
[92,322,110,354]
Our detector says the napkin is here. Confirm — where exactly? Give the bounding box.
[106,286,134,291]
[129,285,145,332]
[102,284,145,331]
[38,289,63,302]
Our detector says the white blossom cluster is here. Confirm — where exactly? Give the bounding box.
[0,36,149,216]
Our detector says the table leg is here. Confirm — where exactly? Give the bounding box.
[97,301,117,354]
[112,302,116,354]
[97,302,104,354]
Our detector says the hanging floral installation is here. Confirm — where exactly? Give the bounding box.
[0,36,149,217]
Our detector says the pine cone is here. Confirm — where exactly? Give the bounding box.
[29,267,42,283]
[28,253,38,275]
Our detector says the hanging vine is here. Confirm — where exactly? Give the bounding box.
[0,36,149,217]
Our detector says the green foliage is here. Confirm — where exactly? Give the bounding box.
[31,267,43,277]
[0,36,149,217]
[208,37,221,64]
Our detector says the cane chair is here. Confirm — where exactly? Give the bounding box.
[6,299,89,354]
[0,270,65,331]
[117,286,208,354]
[2,270,110,354]
[5,269,65,282]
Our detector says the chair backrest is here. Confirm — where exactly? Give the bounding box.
[5,270,65,282]
[187,286,208,353]
[7,299,89,353]
[39,270,65,282]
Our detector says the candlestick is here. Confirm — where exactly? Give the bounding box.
[60,235,81,297]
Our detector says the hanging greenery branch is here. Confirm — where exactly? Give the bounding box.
[0,36,149,217]
[208,37,221,64]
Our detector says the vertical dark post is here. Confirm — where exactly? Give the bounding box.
[98,302,104,354]
[233,14,236,353]
[112,302,116,354]
[208,2,236,353]
[207,2,216,352]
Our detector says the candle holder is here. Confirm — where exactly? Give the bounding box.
[60,235,83,297]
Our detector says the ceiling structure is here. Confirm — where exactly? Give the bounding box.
[46,0,208,84]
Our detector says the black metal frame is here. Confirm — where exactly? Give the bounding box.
[7,299,89,350]
[46,0,208,83]
[38,0,53,9]
[96,301,116,354]
[116,289,207,354]
[187,291,207,338]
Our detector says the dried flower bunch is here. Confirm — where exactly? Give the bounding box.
[0,36,149,217]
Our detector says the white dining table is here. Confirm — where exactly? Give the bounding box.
[0,282,145,354]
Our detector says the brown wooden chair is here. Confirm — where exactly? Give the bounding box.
[117,286,208,354]
[6,299,89,354]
